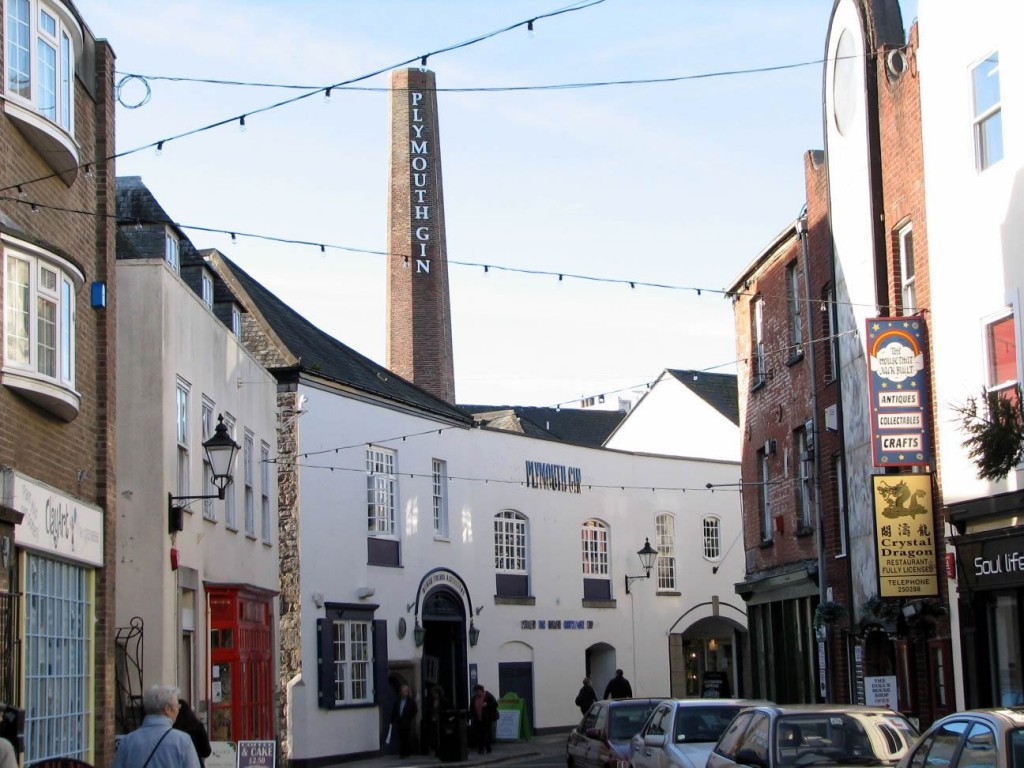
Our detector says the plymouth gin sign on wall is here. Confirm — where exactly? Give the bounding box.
[866,318,931,467]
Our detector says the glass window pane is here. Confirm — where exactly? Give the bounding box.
[988,315,1017,388]
[37,39,57,121]
[6,257,31,364]
[7,0,31,98]
[61,279,72,382]
[60,32,71,129]
[39,9,56,36]
[979,112,1004,169]
[37,296,56,377]
[959,723,996,768]
[972,54,1000,117]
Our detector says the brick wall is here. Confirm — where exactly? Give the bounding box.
[386,68,456,404]
[0,24,118,766]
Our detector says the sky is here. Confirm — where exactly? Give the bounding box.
[74,0,917,408]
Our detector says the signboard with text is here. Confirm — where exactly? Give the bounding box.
[953,532,1024,591]
[237,740,276,767]
[873,474,938,598]
[866,318,931,467]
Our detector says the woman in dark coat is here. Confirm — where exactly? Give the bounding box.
[173,698,212,768]
[575,677,598,715]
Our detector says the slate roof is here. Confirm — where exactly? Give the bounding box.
[461,405,625,448]
[665,369,739,426]
[214,252,472,425]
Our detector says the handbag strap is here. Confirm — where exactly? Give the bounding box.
[141,727,174,768]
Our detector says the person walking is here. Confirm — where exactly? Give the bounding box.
[603,669,633,699]
[469,684,498,754]
[574,677,598,715]
[424,685,448,756]
[390,684,419,758]
[173,698,212,767]
[113,685,201,768]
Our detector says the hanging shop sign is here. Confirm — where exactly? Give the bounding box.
[3,469,103,567]
[524,461,582,493]
[872,474,938,598]
[866,318,931,467]
[953,531,1024,591]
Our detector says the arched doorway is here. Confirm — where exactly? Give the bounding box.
[585,641,617,699]
[675,615,747,698]
[421,587,469,709]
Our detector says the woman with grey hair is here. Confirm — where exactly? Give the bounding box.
[113,685,200,767]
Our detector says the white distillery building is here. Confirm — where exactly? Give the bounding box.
[212,252,749,766]
[916,2,1024,709]
[114,179,280,745]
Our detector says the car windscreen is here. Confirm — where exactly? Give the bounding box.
[674,706,744,743]
[609,703,660,740]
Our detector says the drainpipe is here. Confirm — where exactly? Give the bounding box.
[797,210,830,702]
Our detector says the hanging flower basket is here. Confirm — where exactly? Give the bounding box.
[813,601,847,629]
[860,595,902,630]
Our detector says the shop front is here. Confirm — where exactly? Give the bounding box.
[207,584,276,741]
[4,469,103,765]
[948,489,1024,709]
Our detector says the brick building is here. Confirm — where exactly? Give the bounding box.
[727,0,958,724]
[0,0,117,763]
[822,0,952,725]
[727,150,843,704]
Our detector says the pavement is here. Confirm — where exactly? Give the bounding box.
[329,731,567,768]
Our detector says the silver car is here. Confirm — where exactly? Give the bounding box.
[630,699,770,768]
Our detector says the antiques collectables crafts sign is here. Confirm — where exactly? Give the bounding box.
[873,474,938,598]
[866,318,931,467]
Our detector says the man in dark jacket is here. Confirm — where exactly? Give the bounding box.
[603,669,633,699]
[390,685,419,757]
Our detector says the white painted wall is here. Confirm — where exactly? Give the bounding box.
[285,381,745,762]
[604,373,740,462]
[824,0,886,614]
[917,2,1023,504]
[115,259,279,724]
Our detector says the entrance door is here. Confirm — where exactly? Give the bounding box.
[498,662,534,729]
[421,589,468,708]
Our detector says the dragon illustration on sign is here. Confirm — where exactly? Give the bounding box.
[877,479,929,519]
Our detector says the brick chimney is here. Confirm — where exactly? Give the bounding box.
[386,68,456,404]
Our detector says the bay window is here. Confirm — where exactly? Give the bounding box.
[4,0,82,182]
[2,233,81,420]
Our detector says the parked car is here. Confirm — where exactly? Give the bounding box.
[896,708,1024,768]
[568,698,665,768]
[706,705,918,768]
[628,699,772,768]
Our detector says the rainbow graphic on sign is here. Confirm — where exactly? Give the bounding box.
[866,318,931,467]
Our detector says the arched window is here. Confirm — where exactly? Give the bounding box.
[655,513,676,591]
[581,520,611,601]
[703,516,722,561]
[494,510,529,598]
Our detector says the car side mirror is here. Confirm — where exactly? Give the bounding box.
[644,734,667,748]
[735,748,768,768]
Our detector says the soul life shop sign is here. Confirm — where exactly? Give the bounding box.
[866,318,931,467]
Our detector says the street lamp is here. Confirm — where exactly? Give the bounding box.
[468,620,480,647]
[624,538,659,594]
[168,414,241,534]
